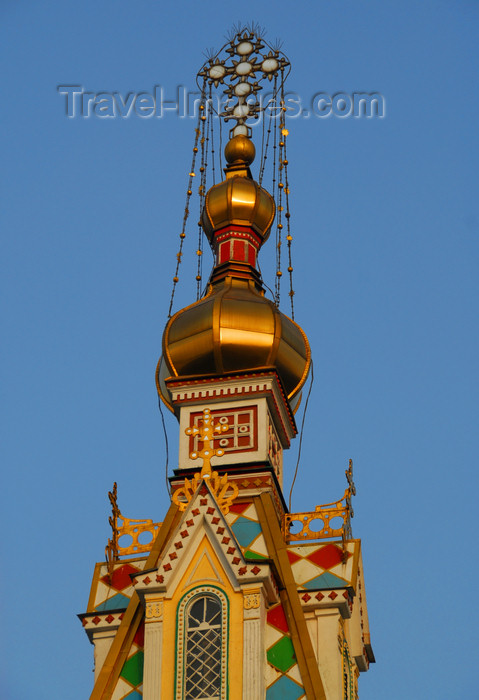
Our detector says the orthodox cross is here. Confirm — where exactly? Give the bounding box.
[185,408,229,477]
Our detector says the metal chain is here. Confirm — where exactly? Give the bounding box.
[280,74,295,319]
[167,78,206,318]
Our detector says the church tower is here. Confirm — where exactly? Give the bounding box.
[80,27,374,700]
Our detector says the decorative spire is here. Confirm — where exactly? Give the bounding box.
[157,27,310,414]
[198,27,290,138]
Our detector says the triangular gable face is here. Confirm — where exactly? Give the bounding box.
[184,547,225,587]
[133,480,277,602]
[130,482,280,700]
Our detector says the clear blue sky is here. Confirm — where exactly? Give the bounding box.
[1,1,478,698]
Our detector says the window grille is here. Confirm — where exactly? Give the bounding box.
[184,595,222,700]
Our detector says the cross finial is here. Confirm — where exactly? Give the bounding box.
[185,408,229,477]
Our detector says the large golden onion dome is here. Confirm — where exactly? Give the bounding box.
[157,135,310,413]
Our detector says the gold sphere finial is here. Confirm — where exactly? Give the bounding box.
[224,135,255,166]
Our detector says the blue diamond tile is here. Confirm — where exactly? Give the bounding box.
[95,592,130,611]
[302,572,347,590]
[231,517,262,548]
[266,675,304,700]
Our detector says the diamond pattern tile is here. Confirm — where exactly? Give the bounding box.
[267,604,289,634]
[266,674,304,699]
[302,571,348,590]
[244,549,267,560]
[120,651,144,687]
[287,550,302,565]
[133,621,145,648]
[95,592,130,612]
[228,502,251,515]
[267,636,296,673]
[231,517,262,548]
[306,543,344,569]
[101,564,140,592]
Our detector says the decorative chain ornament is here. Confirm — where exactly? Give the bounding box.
[167,77,207,318]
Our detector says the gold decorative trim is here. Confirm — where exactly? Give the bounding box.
[172,408,239,514]
[145,600,164,622]
[172,470,238,516]
[243,592,261,610]
[284,460,355,555]
[185,408,229,477]
[105,483,162,570]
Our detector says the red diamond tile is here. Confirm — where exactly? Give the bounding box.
[82,618,88,627]
[106,614,114,624]
[156,575,164,583]
[92,616,101,625]
[169,552,177,560]
[328,591,338,600]
[216,527,225,535]
[119,613,124,620]
[227,546,235,554]
[286,550,302,565]
[192,508,200,516]
[163,563,172,572]
[232,557,240,565]
[306,543,345,570]
[251,566,260,575]
[212,516,220,525]
[222,537,230,545]
[175,542,183,550]
[343,591,349,599]
[180,530,189,538]
[302,593,311,603]
[238,566,247,575]
[315,592,324,601]
[267,604,289,633]
[229,502,251,514]
[186,519,194,527]
[143,576,151,585]
[207,507,215,515]
[200,498,208,505]
[101,563,139,592]
[134,620,145,648]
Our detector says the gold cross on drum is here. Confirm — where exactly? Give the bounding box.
[185,408,229,477]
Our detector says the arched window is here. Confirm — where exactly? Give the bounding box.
[176,587,228,700]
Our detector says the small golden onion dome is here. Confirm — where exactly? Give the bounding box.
[201,135,275,243]
[158,276,310,410]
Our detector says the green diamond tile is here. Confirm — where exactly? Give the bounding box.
[120,650,144,687]
[244,549,267,560]
[267,636,296,673]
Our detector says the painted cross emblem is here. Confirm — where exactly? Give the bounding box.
[185,408,229,477]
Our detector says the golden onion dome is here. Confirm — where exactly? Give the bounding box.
[157,135,310,413]
[201,135,275,243]
[160,276,310,403]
